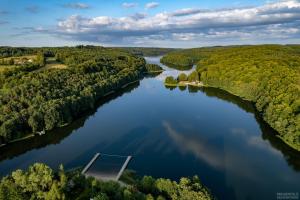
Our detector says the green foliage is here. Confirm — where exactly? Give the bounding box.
[145,63,163,73]
[0,46,147,144]
[187,71,200,82]
[116,47,177,56]
[139,175,213,200]
[162,44,300,150]
[165,76,178,85]
[0,178,24,200]
[0,164,214,200]
[177,73,187,82]
[0,163,66,200]
[140,176,155,194]
[0,47,36,58]
[94,193,109,200]
[36,52,46,67]
[161,53,194,70]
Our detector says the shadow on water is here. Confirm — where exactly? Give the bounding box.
[0,81,140,162]
[165,84,300,171]
[257,116,300,171]
[201,86,300,171]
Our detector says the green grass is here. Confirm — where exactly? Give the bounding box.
[35,57,67,72]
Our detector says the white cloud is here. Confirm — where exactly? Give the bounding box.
[171,8,204,17]
[47,0,300,46]
[145,2,159,9]
[63,3,90,9]
[122,2,138,8]
[130,12,148,20]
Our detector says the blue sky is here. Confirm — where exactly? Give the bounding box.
[0,0,299,47]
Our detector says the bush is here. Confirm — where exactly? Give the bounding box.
[177,73,187,82]
[145,63,163,72]
[165,76,178,85]
[188,71,200,82]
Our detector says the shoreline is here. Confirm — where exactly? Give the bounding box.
[143,70,164,74]
[164,81,252,101]
[164,81,204,88]
[0,134,35,148]
[0,78,142,149]
[165,80,300,151]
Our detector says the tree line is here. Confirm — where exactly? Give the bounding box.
[0,163,214,200]
[161,45,300,151]
[0,46,157,144]
[165,72,200,86]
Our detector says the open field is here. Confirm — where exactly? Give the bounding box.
[35,57,67,72]
[1,55,36,60]
[0,65,17,72]
[0,55,36,62]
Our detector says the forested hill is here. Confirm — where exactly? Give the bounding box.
[114,47,178,56]
[161,45,300,151]
[0,46,157,145]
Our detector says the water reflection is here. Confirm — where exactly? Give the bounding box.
[200,87,300,171]
[160,119,299,200]
[257,114,300,171]
[0,82,140,164]
[144,56,195,82]
[162,121,224,170]
[0,56,299,200]
[165,84,300,170]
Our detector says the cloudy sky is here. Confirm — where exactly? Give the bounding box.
[0,0,299,47]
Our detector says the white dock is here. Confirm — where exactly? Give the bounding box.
[82,153,132,181]
[81,153,100,174]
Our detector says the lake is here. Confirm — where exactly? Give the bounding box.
[0,56,300,200]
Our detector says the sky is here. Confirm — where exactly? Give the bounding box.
[0,0,299,47]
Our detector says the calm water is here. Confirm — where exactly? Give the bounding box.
[1,57,300,200]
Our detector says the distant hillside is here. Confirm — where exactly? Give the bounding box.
[161,45,300,151]
[115,47,179,56]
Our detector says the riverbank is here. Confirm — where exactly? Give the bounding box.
[163,79,299,151]
[143,70,164,74]
[0,78,142,148]
[161,45,300,151]
[165,81,204,87]
[0,134,35,148]
[199,82,300,151]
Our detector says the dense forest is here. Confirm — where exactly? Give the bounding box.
[0,163,214,200]
[160,48,204,70]
[0,46,159,145]
[145,64,163,73]
[115,47,177,57]
[161,45,300,151]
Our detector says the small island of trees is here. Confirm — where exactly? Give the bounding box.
[164,72,203,87]
[145,63,164,73]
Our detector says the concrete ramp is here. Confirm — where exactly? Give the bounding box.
[82,153,132,181]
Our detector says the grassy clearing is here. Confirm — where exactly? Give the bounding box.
[2,55,36,60]
[1,55,36,63]
[0,55,37,67]
[35,57,67,72]
[0,65,17,72]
